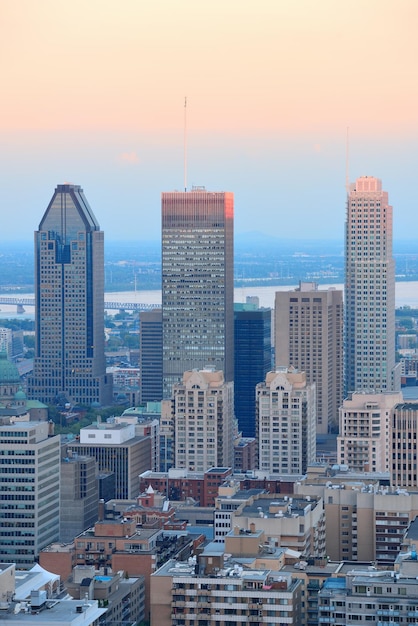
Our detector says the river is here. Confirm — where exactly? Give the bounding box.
[1,281,418,320]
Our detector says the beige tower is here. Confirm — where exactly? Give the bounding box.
[345,176,399,395]
[275,282,343,434]
[337,391,403,472]
[172,369,234,471]
[256,367,316,475]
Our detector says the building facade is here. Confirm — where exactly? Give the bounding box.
[28,183,113,406]
[337,391,402,473]
[256,368,316,475]
[0,421,60,568]
[60,455,99,544]
[234,302,272,438]
[391,401,418,488]
[66,422,151,499]
[172,369,234,472]
[275,282,343,434]
[139,309,163,403]
[161,189,234,398]
[345,176,399,395]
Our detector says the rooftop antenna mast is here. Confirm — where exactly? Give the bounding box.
[184,96,187,192]
[345,126,350,194]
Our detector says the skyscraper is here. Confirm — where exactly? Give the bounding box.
[139,309,163,403]
[0,420,60,569]
[275,282,343,434]
[345,176,399,395]
[172,369,234,471]
[234,301,272,438]
[256,367,316,475]
[28,183,113,406]
[161,188,234,398]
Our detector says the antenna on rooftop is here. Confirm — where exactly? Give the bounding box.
[345,126,350,194]
[184,96,188,192]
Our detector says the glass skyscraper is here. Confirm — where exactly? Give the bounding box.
[234,303,272,438]
[28,183,113,406]
[344,176,399,395]
[161,188,234,398]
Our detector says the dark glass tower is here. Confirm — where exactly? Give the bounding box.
[28,183,113,406]
[162,188,234,398]
[139,308,163,403]
[234,303,272,437]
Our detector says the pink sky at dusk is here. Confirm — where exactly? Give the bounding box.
[1,0,418,241]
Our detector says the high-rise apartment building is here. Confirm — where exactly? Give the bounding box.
[28,183,113,407]
[0,420,60,568]
[391,401,418,488]
[161,188,234,398]
[275,282,343,434]
[139,309,163,403]
[256,368,316,475]
[234,300,272,437]
[345,176,399,395]
[172,369,234,471]
[337,391,402,473]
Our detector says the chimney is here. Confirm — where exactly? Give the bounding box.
[98,499,105,522]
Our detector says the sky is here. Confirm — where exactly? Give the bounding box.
[1,0,418,242]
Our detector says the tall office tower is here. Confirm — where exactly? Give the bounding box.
[275,282,343,434]
[337,391,402,473]
[139,309,163,402]
[0,420,60,568]
[28,184,113,406]
[256,367,316,475]
[172,369,234,472]
[234,300,272,437]
[60,454,99,544]
[345,176,399,395]
[161,188,234,398]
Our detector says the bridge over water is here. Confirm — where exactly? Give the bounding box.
[0,297,160,313]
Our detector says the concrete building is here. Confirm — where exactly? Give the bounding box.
[151,541,303,626]
[172,369,234,472]
[233,435,257,471]
[0,328,12,358]
[0,421,60,568]
[60,455,99,544]
[230,493,326,558]
[139,308,163,403]
[41,516,198,620]
[65,566,145,625]
[66,421,151,499]
[151,525,307,626]
[391,401,418,488]
[117,404,161,472]
[256,368,316,475]
[140,467,233,507]
[162,189,234,398]
[345,176,399,395]
[317,555,418,626]
[234,301,272,438]
[337,391,402,473]
[275,282,343,434]
[0,562,107,624]
[295,475,418,563]
[28,183,113,406]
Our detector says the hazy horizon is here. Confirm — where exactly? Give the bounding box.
[1,2,418,241]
